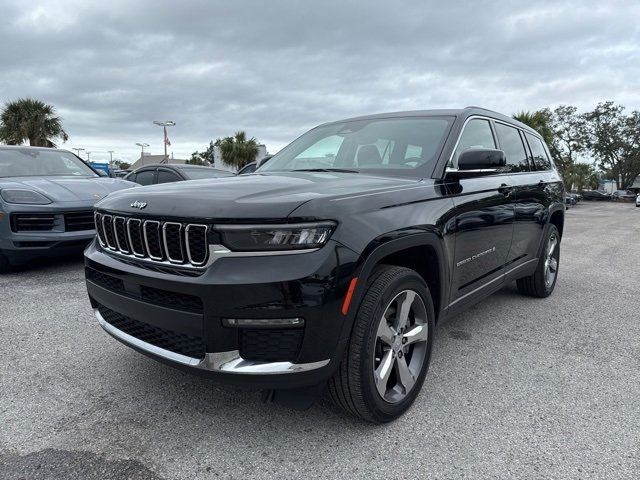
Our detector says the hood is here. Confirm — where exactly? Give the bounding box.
[95,172,422,220]
[0,176,136,203]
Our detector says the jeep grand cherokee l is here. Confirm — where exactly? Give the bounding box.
[84,107,564,422]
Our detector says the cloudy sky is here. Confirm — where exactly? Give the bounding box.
[1,0,639,164]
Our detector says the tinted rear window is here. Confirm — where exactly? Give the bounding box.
[525,133,552,171]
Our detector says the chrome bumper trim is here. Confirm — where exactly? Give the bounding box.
[95,309,330,374]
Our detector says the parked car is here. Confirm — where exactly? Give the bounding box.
[124,164,235,185]
[564,194,575,208]
[582,190,611,201]
[612,190,636,202]
[85,107,564,422]
[0,146,135,272]
[237,155,273,175]
[636,193,640,207]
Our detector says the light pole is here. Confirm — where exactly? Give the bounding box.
[72,147,85,158]
[136,143,149,157]
[108,150,115,168]
[86,152,91,161]
[153,120,175,160]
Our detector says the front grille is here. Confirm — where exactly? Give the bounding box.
[239,328,304,362]
[11,213,56,232]
[95,212,210,268]
[98,304,206,359]
[64,211,95,231]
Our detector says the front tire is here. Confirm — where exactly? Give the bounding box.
[328,265,435,423]
[516,224,560,298]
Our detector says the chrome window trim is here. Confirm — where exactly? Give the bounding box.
[162,221,184,264]
[126,218,146,257]
[448,115,497,170]
[143,220,164,261]
[113,216,130,253]
[95,308,329,374]
[184,224,208,266]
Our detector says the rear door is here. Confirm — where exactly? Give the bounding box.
[448,118,515,307]
[156,168,183,184]
[493,121,539,270]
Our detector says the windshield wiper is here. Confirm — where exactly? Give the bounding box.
[292,168,359,173]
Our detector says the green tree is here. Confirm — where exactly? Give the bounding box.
[0,98,69,147]
[583,101,640,189]
[214,131,259,170]
[565,162,599,191]
[187,141,215,166]
[514,106,587,186]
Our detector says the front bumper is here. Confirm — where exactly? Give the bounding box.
[85,239,359,389]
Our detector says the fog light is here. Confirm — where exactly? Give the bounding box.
[223,317,304,328]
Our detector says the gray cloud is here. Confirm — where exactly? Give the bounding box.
[1,0,639,164]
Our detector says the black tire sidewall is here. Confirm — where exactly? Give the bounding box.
[356,270,435,422]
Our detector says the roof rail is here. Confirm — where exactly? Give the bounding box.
[464,105,501,115]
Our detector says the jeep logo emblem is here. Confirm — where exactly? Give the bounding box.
[130,201,147,209]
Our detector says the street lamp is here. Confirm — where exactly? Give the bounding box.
[72,147,85,158]
[108,150,115,167]
[86,152,91,161]
[153,120,176,159]
[136,143,149,157]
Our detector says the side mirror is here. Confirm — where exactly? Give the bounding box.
[458,148,506,170]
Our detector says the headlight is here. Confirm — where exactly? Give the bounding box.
[0,189,52,204]
[217,222,336,251]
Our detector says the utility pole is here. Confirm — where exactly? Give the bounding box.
[108,150,114,168]
[153,120,176,160]
[86,152,91,161]
[72,147,85,158]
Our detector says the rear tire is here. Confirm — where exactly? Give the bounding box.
[517,224,560,298]
[328,265,435,423]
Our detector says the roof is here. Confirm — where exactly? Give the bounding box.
[131,163,231,174]
[318,107,539,135]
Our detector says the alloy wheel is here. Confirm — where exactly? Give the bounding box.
[544,233,559,288]
[373,290,428,404]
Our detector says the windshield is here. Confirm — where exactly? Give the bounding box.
[259,116,453,176]
[0,148,97,177]
[183,168,235,180]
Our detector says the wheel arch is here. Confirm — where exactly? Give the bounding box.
[549,205,565,238]
[349,231,449,324]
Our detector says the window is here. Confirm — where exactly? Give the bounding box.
[0,149,96,177]
[259,117,453,175]
[136,169,155,186]
[525,133,552,170]
[453,119,496,167]
[157,170,182,184]
[495,123,529,172]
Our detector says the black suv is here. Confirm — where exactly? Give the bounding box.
[85,107,564,422]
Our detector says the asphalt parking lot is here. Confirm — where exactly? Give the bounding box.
[1,201,639,479]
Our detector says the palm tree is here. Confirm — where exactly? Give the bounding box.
[214,131,259,170]
[513,109,555,147]
[565,162,599,191]
[0,98,69,147]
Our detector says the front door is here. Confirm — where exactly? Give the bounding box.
[447,118,515,308]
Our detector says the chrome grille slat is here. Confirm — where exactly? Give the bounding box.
[163,222,184,264]
[102,214,117,250]
[143,220,164,261]
[95,211,210,269]
[95,212,106,247]
[114,217,130,253]
[127,218,146,257]
[185,224,208,266]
